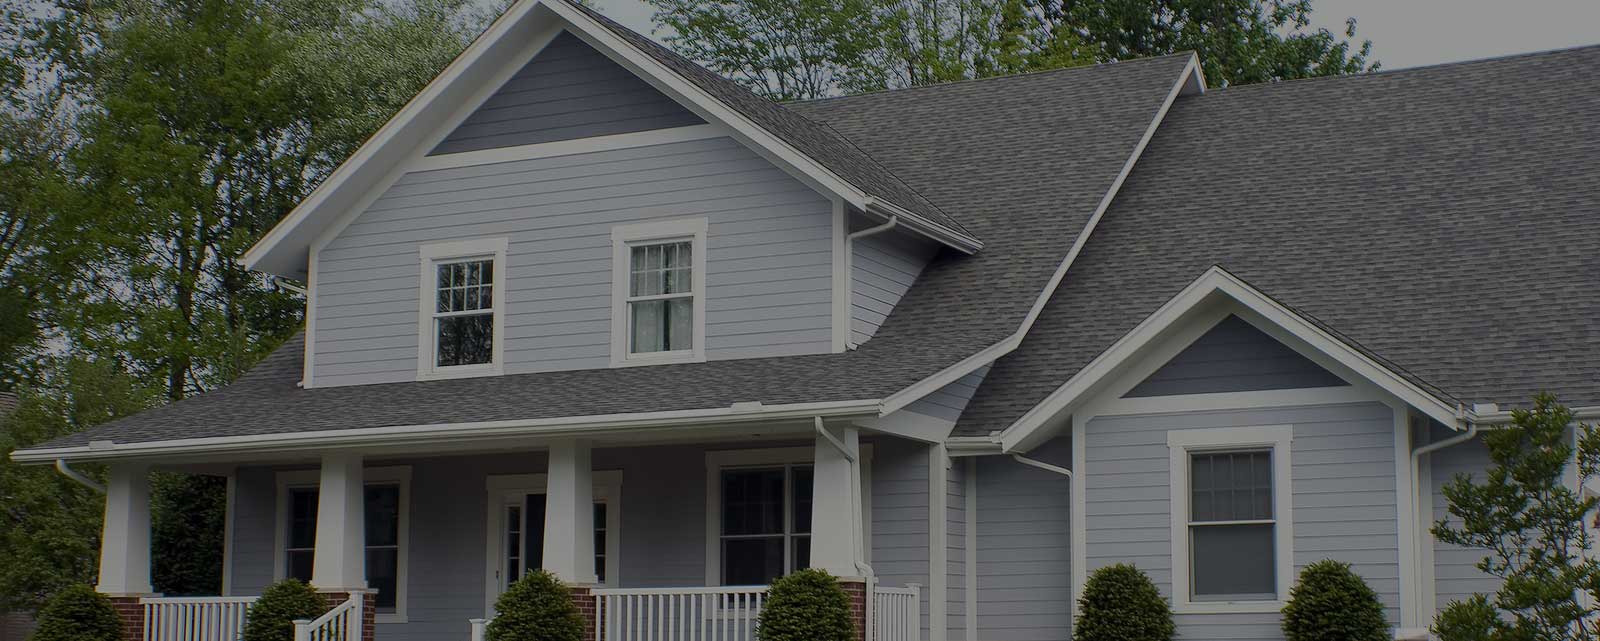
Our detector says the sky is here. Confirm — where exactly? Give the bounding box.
[587,0,1600,72]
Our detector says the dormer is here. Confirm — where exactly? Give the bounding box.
[240,0,974,388]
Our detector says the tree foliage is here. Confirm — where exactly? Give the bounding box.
[30,584,123,641]
[1280,559,1389,641]
[1431,394,1600,641]
[649,0,1376,100]
[756,569,855,641]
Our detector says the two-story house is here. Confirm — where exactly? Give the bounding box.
[11,1,1599,640]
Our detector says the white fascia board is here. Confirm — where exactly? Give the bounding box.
[996,266,1464,452]
[878,56,1200,417]
[9,399,882,464]
[242,0,556,277]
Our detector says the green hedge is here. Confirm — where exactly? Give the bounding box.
[756,569,854,641]
[31,585,123,641]
[241,580,326,641]
[486,571,584,641]
[1073,564,1174,641]
[1281,560,1389,641]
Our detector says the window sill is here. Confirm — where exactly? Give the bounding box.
[1173,600,1286,615]
[416,364,503,381]
[610,351,705,368]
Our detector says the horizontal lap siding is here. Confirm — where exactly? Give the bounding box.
[1125,315,1348,397]
[904,365,990,424]
[430,32,703,155]
[1430,434,1499,611]
[871,439,933,640]
[851,228,935,345]
[947,456,966,641]
[314,136,834,387]
[974,437,1073,641]
[1084,402,1400,640]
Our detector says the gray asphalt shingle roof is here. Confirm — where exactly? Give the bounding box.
[22,51,1192,451]
[956,45,1600,436]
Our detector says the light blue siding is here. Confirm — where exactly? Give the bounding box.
[1083,402,1401,640]
[1429,429,1498,611]
[946,454,966,640]
[1124,315,1349,397]
[973,437,1072,641]
[229,440,933,641]
[904,365,990,424]
[430,32,704,155]
[851,227,936,345]
[314,136,835,387]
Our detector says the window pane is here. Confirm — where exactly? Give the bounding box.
[667,298,692,350]
[1191,451,1272,522]
[286,550,314,583]
[594,503,607,583]
[366,548,399,611]
[365,485,400,547]
[525,494,546,572]
[1191,523,1275,599]
[629,241,692,297]
[289,489,319,548]
[722,538,784,586]
[791,467,813,534]
[722,469,785,536]
[506,505,522,586]
[792,535,810,573]
[630,300,663,353]
[437,313,493,366]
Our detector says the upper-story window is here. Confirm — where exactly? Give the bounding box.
[418,238,507,380]
[611,218,706,366]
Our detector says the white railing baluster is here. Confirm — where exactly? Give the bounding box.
[141,596,259,641]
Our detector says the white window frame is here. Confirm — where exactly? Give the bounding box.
[1168,425,1294,614]
[417,237,508,380]
[610,218,707,367]
[703,447,872,586]
[274,467,412,624]
[482,472,623,617]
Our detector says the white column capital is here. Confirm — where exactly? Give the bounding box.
[543,440,597,584]
[98,462,154,596]
[311,453,367,591]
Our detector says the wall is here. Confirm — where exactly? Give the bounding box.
[1124,315,1348,397]
[229,438,933,641]
[850,226,936,346]
[430,31,704,155]
[971,436,1073,641]
[1428,430,1499,612]
[1082,402,1401,641]
[904,365,990,425]
[314,135,835,387]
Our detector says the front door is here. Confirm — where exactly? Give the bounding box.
[485,474,620,616]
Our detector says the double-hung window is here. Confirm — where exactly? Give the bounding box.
[611,219,706,366]
[418,238,507,379]
[1168,426,1293,612]
[719,466,813,586]
[277,468,411,622]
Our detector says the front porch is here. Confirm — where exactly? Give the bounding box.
[97,425,932,641]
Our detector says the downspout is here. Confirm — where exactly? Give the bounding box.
[56,459,107,494]
[1401,404,1481,639]
[843,216,899,350]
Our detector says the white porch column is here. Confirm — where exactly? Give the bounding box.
[543,440,597,584]
[97,463,154,595]
[811,424,863,578]
[311,453,367,591]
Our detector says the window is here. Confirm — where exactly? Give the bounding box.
[277,468,410,622]
[1168,426,1293,613]
[610,219,706,366]
[719,466,813,585]
[418,238,507,379]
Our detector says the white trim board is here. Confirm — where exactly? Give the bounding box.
[411,124,727,173]
[609,217,709,367]
[416,237,509,381]
[997,266,1464,453]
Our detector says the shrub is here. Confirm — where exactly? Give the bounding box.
[241,580,326,641]
[486,570,584,641]
[1431,594,1497,641]
[756,569,854,641]
[1281,560,1389,641]
[1073,564,1174,641]
[31,584,123,641]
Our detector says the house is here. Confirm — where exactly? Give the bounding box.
[9,0,1600,639]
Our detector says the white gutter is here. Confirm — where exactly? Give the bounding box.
[55,459,107,494]
[12,399,881,464]
[272,277,308,296]
[813,417,876,581]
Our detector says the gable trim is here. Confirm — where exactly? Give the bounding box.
[410,123,728,172]
[878,54,1204,417]
[996,266,1463,452]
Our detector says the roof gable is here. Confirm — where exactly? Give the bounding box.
[242,0,978,280]
[1124,314,1348,397]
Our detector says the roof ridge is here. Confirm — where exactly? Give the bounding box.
[787,52,1197,106]
[1202,40,1600,95]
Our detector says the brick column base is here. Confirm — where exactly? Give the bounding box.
[839,580,868,641]
[318,591,377,641]
[568,586,598,641]
[105,596,146,641]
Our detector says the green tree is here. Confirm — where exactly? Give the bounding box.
[0,357,159,613]
[649,0,1374,100]
[150,473,229,596]
[1431,394,1600,641]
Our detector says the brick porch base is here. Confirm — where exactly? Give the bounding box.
[106,596,146,641]
[319,591,377,641]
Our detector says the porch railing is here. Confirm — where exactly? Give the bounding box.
[870,585,920,641]
[593,586,768,641]
[293,593,362,641]
[141,596,258,641]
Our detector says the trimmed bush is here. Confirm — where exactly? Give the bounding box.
[242,580,326,641]
[31,584,123,641]
[756,569,854,641]
[1432,594,1497,641]
[1281,560,1389,641]
[1073,564,1174,641]
[486,570,584,641]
